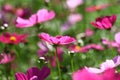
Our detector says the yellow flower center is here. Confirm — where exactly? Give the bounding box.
[75,46,81,50]
[10,36,16,41]
[95,6,100,10]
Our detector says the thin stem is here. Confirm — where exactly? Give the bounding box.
[71,55,74,72]
[47,60,54,79]
[54,46,62,80]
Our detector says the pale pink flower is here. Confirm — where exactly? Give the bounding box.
[16,9,55,28]
[115,32,120,44]
[68,13,82,24]
[66,0,83,9]
[16,14,37,28]
[36,9,55,23]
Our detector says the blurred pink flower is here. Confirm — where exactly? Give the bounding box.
[0,32,27,44]
[2,3,13,12]
[15,66,50,80]
[86,4,109,12]
[68,13,82,24]
[85,28,94,37]
[115,32,120,44]
[91,15,116,29]
[68,44,103,53]
[102,39,119,48]
[16,9,55,28]
[80,44,104,53]
[68,45,81,53]
[0,52,15,64]
[38,33,76,45]
[15,8,24,17]
[66,0,83,10]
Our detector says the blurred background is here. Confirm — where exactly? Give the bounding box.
[0,0,120,80]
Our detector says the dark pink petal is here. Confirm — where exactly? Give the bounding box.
[102,18,112,29]
[26,66,50,80]
[96,21,104,29]
[110,15,117,25]
[91,22,103,29]
[26,67,41,79]
[15,72,28,80]
[39,66,50,79]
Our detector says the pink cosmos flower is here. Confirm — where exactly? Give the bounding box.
[38,33,76,45]
[16,9,55,28]
[15,66,50,80]
[91,15,116,29]
[85,4,109,12]
[0,52,15,64]
[0,32,27,44]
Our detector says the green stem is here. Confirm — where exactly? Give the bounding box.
[71,55,74,72]
[55,46,62,80]
[47,60,54,79]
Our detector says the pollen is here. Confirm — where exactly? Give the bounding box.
[10,36,16,41]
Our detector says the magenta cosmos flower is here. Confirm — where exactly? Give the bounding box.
[91,15,116,29]
[38,33,76,45]
[16,9,55,28]
[0,52,15,64]
[0,32,27,44]
[15,66,50,80]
